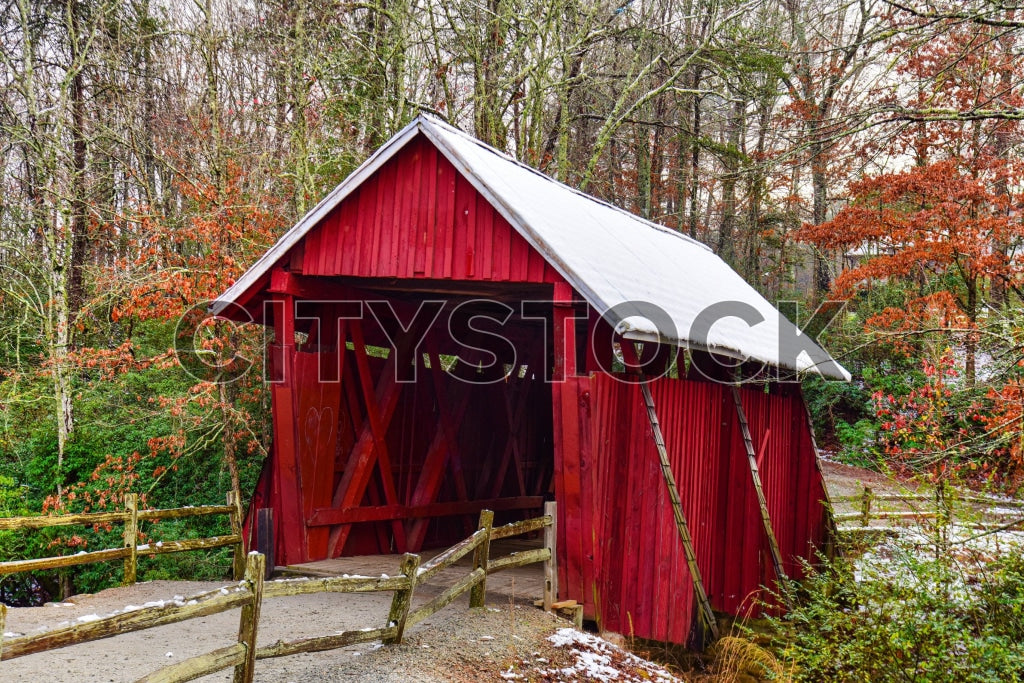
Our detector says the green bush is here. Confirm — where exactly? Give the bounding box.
[834,419,879,469]
[765,542,1024,681]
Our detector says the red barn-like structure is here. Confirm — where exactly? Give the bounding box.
[213,114,847,646]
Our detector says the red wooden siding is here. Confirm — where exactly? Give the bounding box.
[555,374,828,644]
[298,135,560,284]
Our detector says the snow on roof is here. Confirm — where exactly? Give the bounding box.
[213,114,849,380]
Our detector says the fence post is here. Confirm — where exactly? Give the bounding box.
[227,491,246,581]
[860,486,872,527]
[123,494,139,585]
[384,553,420,645]
[543,501,558,612]
[469,509,494,608]
[234,552,265,683]
[256,508,274,581]
[1,602,6,659]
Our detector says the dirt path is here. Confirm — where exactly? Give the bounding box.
[1,544,681,682]
[2,578,679,682]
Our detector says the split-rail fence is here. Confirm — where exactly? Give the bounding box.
[0,502,557,683]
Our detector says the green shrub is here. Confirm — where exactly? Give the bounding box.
[765,540,1024,681]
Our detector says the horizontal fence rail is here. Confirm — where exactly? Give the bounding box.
[0,502,559,683]
[0,492,246,584]
[832,485,1024,535]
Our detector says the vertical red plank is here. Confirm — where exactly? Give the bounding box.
[392,149,412,276]
[302,225,322,275]
[526,243,543,281]
[452,174,471,280]
[442,160,457,278]
[394,151,414,278]
[269,294,306,565]
[480,195,494,280]
[576,378,596,616]
[340,188,360,275]
[316,212,331,275]
[357,179,378,277]
[497,215,513,281]
[377,162,397,276]
[417,143,437,276]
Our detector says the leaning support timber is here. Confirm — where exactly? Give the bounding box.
[384,553,420,644]
[234,553,266,683]
[469,510,494,608]
[730,384,792,607]
[639,381,719,641]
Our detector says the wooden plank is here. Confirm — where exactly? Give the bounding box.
[0,511,126,530]
[2,590,249,661]
[137,505,235,521]
[480,194,494,279]
[730,384,790,604]
[416,143,435,276]
[320,207,338,276]
[264,574,409,598]
[576,377,596,618]
[384,553,420,644]
[369,161,390,275]
[490,514,551,540]
[334,190,353,274]
[255,625,396,660]
[310,497,542,527]
[0,547,129,576]
[639,381,719,641]
[441,156,456,278]
[487,548,550,574]
[416,528,486,583]
[136,643,247,683]
[138,535,242,556]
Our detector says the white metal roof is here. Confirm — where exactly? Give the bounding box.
[213,114,849,380]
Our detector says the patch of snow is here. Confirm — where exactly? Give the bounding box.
[77,614,101,623]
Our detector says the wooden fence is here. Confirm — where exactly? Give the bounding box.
[0,492,246,585]
[832,485,1024,530]
[0,502,558,683]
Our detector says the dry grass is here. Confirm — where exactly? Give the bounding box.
[700,635,790,682]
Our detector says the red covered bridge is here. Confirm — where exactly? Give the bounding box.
[213,114,846,646]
